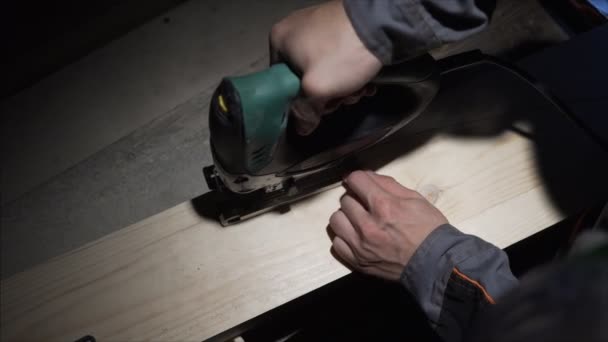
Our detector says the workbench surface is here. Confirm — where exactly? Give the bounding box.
[4,1,607,341]
[3,86,607,340]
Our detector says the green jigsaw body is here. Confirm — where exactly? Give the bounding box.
[227,64,300,173]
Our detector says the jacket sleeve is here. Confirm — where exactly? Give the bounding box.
[400,224,518,342]
[343,0,496,64]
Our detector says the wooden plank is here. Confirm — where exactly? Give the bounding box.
[2,120,599,341]
[4,36,607,342]
[3,43,608,340]
[1,1,598,341]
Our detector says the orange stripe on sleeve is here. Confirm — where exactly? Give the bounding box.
[452,267,496,304]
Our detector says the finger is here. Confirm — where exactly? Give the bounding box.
[329,210,361,249]
[342,95,360,105]
[326,87,368,111]
[290,98,321,135]
[343,170,384,209]
[342,87,368,106]
[340,194,375,234]
[365,171,418,198]
[323,97,344,114]
[364,84,377,97]
[332,236,357,266]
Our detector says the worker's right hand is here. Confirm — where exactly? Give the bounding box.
[329,171,448,281]
[270,0,382,135]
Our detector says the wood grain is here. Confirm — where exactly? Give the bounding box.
[0,129,570,341]
[0,1,590,341]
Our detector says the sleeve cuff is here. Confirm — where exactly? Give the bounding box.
[400,224,517,324]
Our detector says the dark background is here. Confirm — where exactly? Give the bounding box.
[2,0,184,98]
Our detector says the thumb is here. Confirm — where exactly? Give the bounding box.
[290,97,323,136]
[291,68,337,135]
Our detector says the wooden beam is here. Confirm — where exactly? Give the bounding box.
[1,2,599,341]
[3,91,606,340]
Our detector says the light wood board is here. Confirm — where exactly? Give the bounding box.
[0,1,586,341]
[4,43,608,341]
[0,128,573,341]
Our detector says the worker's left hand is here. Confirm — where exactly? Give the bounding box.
[330,171,448,281]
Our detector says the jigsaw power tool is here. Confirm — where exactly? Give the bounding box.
[203,49,583,226]
[204,53,441,225]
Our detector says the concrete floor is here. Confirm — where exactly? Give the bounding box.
[1,0,566,278]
